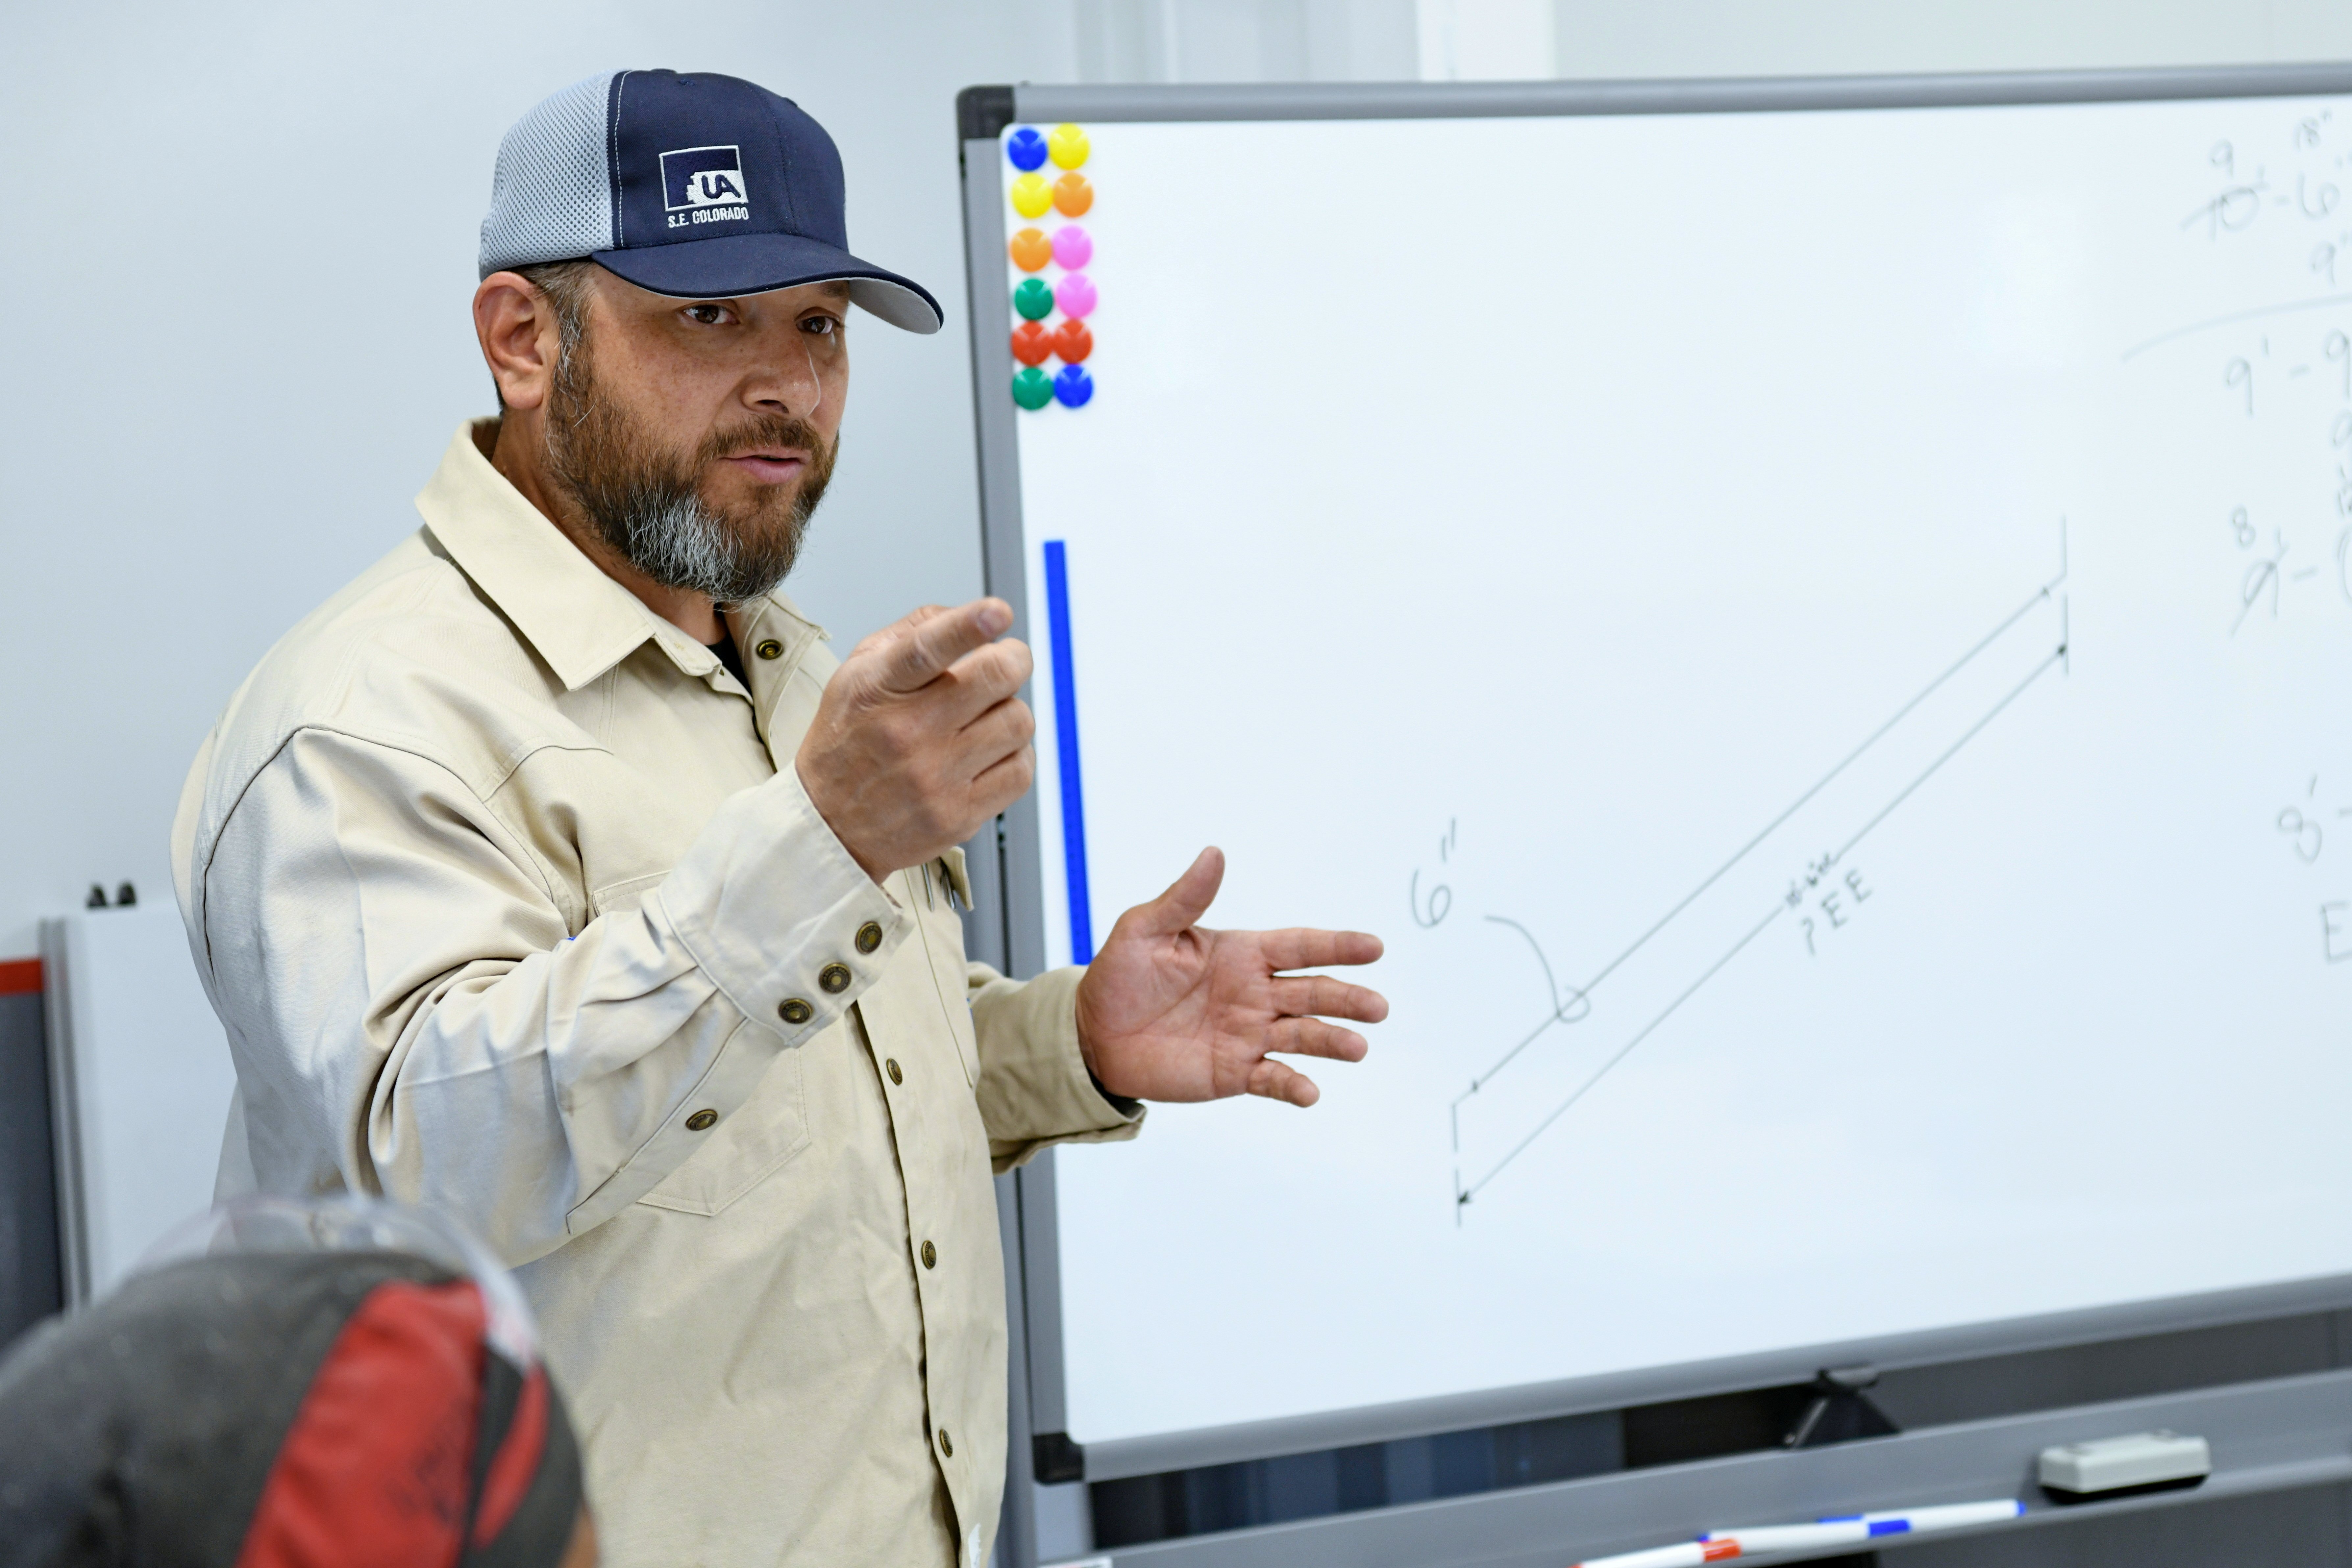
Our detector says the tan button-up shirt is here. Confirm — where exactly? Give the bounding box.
[171,421,1141,1567]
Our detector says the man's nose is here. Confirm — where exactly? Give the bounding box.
[747,342,824,420]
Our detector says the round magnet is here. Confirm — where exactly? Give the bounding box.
[1012,366,1054,410]
[1048,123,1090,170]
[1013,277,1055,321]
[1051,224,1093,269]
[1006,127,1048,172]
[1010,173,1052,218]
[1011,321,1053,366]
[1008,227,1052,271]
[1052,364,1095,408]
[1051,318,1093,364]
[1051,172,1093,217]
[1054,272,1097,319]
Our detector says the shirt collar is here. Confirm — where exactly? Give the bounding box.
[414,419,822,692]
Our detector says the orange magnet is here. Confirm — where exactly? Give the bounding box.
[1010,173,1052,218]
[1049,320,1091,367]
[1011,321,1053,366]
[1051,172,1093,217]
[1008,227,1052,271]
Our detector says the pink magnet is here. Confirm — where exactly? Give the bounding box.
[1051,225,1093,269]
[1055,272,1097,318]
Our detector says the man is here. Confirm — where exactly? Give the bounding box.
[171,69,1386,1567]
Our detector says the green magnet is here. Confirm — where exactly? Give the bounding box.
[1012,366,1054,409]
[1013,278,1055,321]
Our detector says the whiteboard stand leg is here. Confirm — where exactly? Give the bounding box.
[1785,1363,1901,1449]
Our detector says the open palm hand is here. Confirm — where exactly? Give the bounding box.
[1074,848,1387,1107]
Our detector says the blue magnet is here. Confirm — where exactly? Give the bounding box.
[1006,127,1048,172]
[1052,364,1095,408]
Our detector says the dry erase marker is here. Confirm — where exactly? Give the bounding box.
[1569,1541,1739,1568]
[1699,1523,1873,1553]
[1820,1499,2025,1531]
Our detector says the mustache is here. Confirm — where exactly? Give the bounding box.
[699,413,830,468]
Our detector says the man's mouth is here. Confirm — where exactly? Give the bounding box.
[720,449,808,484]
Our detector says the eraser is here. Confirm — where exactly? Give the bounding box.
[2037,1431,2211,1504]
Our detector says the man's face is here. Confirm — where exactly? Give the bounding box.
[543,271,852,605]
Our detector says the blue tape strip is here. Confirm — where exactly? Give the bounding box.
[1869,1521,1911,1536]
[1043,540,1094,963]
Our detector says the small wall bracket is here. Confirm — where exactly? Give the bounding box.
[1785,1363,1902,1449]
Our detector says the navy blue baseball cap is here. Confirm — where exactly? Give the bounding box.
[479,70,943,333]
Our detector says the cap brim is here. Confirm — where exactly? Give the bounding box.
[592,232,944,334]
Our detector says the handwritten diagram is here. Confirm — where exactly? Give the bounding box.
[1427,526,2072,1216]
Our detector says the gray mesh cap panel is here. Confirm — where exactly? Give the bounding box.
[478,73,620,278]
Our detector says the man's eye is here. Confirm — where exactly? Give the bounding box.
[802,315,838,336]
[685,304,730,325]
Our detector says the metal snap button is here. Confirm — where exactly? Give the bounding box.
[754,638,783,659]
[921,1240,937,1269]
[685,1109,718,1132]
[855,921,884,955]
[885,1058,904,1086]
[938,1429,953,1457]
[819,963,852,994]
[778,997,814,1026]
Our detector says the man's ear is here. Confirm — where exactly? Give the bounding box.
[475,272,561,412]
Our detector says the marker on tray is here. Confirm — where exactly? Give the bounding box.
[1569,1543,1740,1568]
[1817,1499,2025,1532]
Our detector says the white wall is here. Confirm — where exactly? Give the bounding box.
[0,1,1078,955]
[5,0,2352,956]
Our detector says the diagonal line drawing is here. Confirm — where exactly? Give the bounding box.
[1451,524,2072,1212]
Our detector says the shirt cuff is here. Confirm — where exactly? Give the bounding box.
[653,764,907,1045]
[974,966,1145,1158]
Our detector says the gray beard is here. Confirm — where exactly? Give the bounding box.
[541,339,830,605]
[577,470,791,606]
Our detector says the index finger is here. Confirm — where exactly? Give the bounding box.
[872,598,1013,694]
[849,603,950,661]
[1257,929,1384,972]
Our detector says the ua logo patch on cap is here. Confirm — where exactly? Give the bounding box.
[661,145,750,223]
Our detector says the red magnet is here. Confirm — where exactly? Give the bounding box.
[1011,321,1053,366]
[1008,228,1052,271]
[1051,318,1093,364]
[1054,272,1097,319]
[1052,172,1093,217]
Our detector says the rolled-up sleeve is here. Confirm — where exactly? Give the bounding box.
[968,963,1143,1172]
[196,727,903,1264]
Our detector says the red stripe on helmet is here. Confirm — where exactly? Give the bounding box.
[234,1280,488,1568]
[470,1364,551,1547]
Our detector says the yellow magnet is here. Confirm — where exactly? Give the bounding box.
[1048,122,1090,170]
[1010,173,1052,218]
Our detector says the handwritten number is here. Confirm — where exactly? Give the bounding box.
[1410,868,1451,928]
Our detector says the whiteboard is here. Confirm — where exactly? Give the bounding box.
[983,82,2352,1458]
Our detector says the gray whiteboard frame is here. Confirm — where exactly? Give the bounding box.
[961,58,2352,1501]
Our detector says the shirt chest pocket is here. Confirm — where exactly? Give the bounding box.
[633,1038,813,1216]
